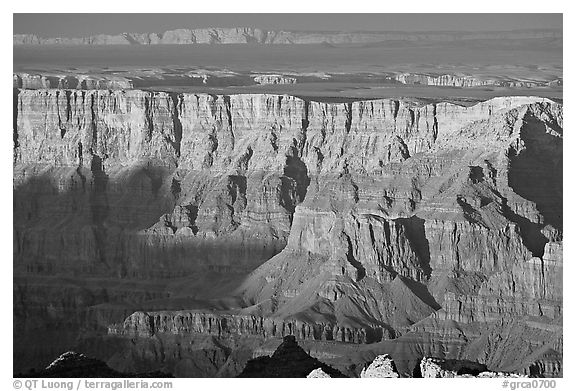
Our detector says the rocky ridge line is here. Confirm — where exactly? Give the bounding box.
[15,351,172,378]
[13,71,562,91]
[238,335,345,377]
[14,28,561,46]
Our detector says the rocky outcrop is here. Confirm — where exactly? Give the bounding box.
[238,336,345,377]
[254,75,297,85]
[13,73,51,89]
[360,354,400,378]
[13,73,133,90]
[419,357,485,377]
[515,344,563,377]
[307,368,332,378]
[418,357,525,378]
[14,28,561,46]
[395,73,494,88]
[394,73,563,89]
[524,352,562,378]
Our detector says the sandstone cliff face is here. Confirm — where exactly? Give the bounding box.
[14,89,562,375]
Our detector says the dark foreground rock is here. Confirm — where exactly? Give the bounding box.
[238,336,346,378]
[15,351,173,378]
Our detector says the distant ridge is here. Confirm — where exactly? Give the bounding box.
[14,27,562,46]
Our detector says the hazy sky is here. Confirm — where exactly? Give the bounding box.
[14,14,562,37]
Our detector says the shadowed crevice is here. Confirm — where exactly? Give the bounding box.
[344,233,366,281]
[283,156,310,203]
[397,216,432,279]
[13,89,19,160]
[169,93,183,158]
[508,112,562,231]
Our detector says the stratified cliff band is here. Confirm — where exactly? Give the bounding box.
[13,28,561,46]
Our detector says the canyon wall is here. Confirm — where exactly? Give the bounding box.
[13,28,561,46]
[16,90,561,279]
[14,89,562,375]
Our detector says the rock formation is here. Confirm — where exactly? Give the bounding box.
[418,357,487,378]
[13,73,133,90]
[418,357,526,378]
[237,336,345,377]
[254,75,297,85]
[13,88,563,376]
[109,310,378,343]
[395,73,495,88]
[360,354,400,378]
[394,73,562,89]
[307,368,332,378]
[14,28,561,46]
[521,348,563,378]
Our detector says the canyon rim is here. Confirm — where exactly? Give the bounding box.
[12,13,563,379]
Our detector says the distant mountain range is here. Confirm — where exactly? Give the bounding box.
[14,27,562,45]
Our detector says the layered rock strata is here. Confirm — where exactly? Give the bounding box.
[109,310,379,343]
[254,75,297,85]
[14,28,561,46]
[14,89,562,375]
[13,73,133,90]
[394,73,562,89]
[395,73,494,88]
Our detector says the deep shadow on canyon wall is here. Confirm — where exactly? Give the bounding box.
[508,112,563,238]
[13,164,290,373]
